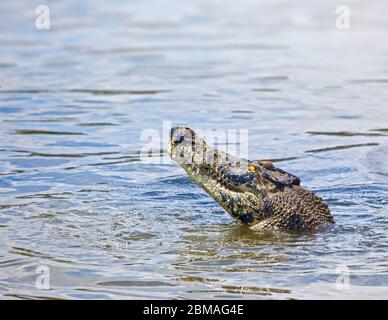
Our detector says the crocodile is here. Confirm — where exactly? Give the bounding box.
[168,127,334,232]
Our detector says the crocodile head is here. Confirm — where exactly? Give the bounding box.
[168,127,333,231]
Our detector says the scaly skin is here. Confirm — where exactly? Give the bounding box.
[168,127,334,232]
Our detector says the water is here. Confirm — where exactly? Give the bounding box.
[0,0,387,299]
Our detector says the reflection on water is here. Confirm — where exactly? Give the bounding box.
[0,0,388,299]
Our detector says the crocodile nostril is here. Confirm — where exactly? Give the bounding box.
[172,135,185,145]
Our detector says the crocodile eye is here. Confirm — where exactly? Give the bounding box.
[248,164,256,172]
[261,161,274,169]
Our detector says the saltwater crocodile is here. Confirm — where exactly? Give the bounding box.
[168,127,334,232]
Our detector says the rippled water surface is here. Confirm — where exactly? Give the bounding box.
[1,0,388,299]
